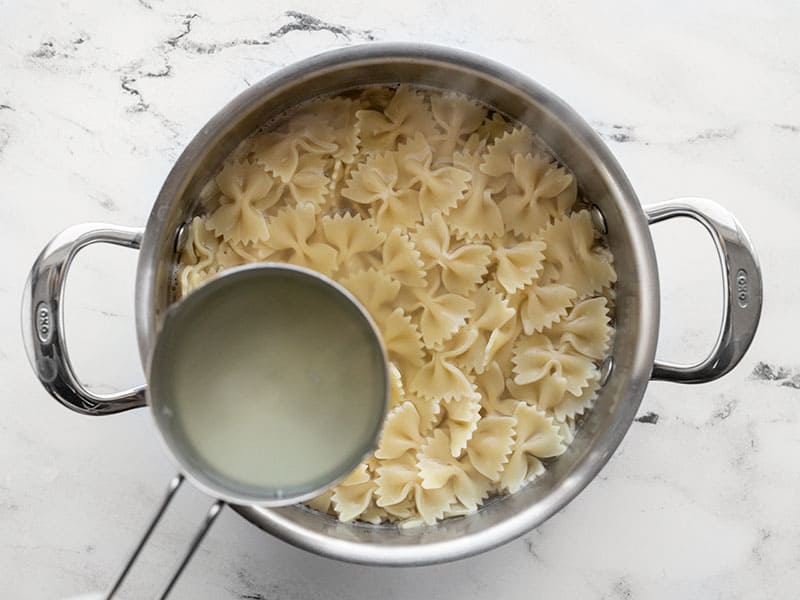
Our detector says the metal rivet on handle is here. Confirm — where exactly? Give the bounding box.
[590,205,608,235]
[599,356,614,386]
[174,222,190,254]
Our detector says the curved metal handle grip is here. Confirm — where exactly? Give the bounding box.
[646,198,762,383]
[22,223,147,415]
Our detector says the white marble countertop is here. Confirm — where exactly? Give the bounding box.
[2,1,799,598]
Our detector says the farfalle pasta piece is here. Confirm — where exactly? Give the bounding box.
[389,362,405,407]
[505,378,534,404]
[499,403,566,493]
[556,418,577,446]
[379,229,426,287]
[418,429,493,511]
[380,308,424,367]
[441,394,482,457]
[484,311,523,376]
[357,85,437,153]
[466,414,516,481]
[178,217,222,296]
[410,327,476,402]
[441,505,475,520]
[375,453,455,525]
[559,369,601,420]
[477,112,509,142]
[321,212,385,272]
[493,239,547,294]
[180,216,218,268]
[509,367,601,420]
[448,135,505,240]
[341,152,420,232]
[179,264,222,298]
[403,275,475,348]
[413,211,492,295]
[293,97,361,164]
[408,391,443,436]
[480,126,534,178]
[340,268,401,322]
[511,333,596,410]
[328,159,359,202]
[283,154,330,206]
[265,203,337,276]
[306,489,333,514]
[548,297,612,360]
[359,501,391,525]
[541,210,617,297]
[359,86,395,110]
[213,243,247,269]
[499,153,574,237]
[252,129,337,183]
[341,152,397,206]
[375,402,423,460]
[396,134,471,216]
[410,350,473,402]
[372,189,420,233]
[448,285,515,374]
[430,92,487,159]
[207,160,281,244]
[331,463,377,522]
[443,328,484,376]
[475,361,517,416]
[221,239,274,266]
[380,495,418,521]
[536,258,560,285]
[256,99,353,173]
[520,283,578,335]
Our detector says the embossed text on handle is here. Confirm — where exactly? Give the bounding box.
[736,269,749,308]
[36,301,53,344]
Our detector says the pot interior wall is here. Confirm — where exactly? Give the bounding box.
[137,46,659,562]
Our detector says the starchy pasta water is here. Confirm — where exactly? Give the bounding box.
[176,85,617,527]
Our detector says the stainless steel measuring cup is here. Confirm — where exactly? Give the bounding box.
[102,264,389,598]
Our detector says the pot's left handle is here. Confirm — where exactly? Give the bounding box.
[22,223,147,415]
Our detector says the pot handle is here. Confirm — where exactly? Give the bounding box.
[22,223,147,415]
[645,197,762,383]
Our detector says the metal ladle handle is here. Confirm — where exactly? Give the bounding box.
[104,475,224,600]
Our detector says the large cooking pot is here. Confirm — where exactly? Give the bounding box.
[22,43,762,566]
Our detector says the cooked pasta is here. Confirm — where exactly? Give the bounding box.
[175,85,617,527]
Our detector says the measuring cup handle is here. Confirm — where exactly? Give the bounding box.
[104,475,224,600]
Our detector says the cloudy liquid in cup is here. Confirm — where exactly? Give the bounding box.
[149,267,388,503]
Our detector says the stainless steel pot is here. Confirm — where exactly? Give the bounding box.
[23,43,762,566]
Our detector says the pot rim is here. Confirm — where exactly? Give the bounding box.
[135,41,659,566]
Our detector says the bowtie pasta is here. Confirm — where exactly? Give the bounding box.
[177,85,616,528]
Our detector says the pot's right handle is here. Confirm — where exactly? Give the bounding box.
[22,223,147,415]
[645,197,762,383]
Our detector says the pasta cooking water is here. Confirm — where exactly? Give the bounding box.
[176,85,617,527]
